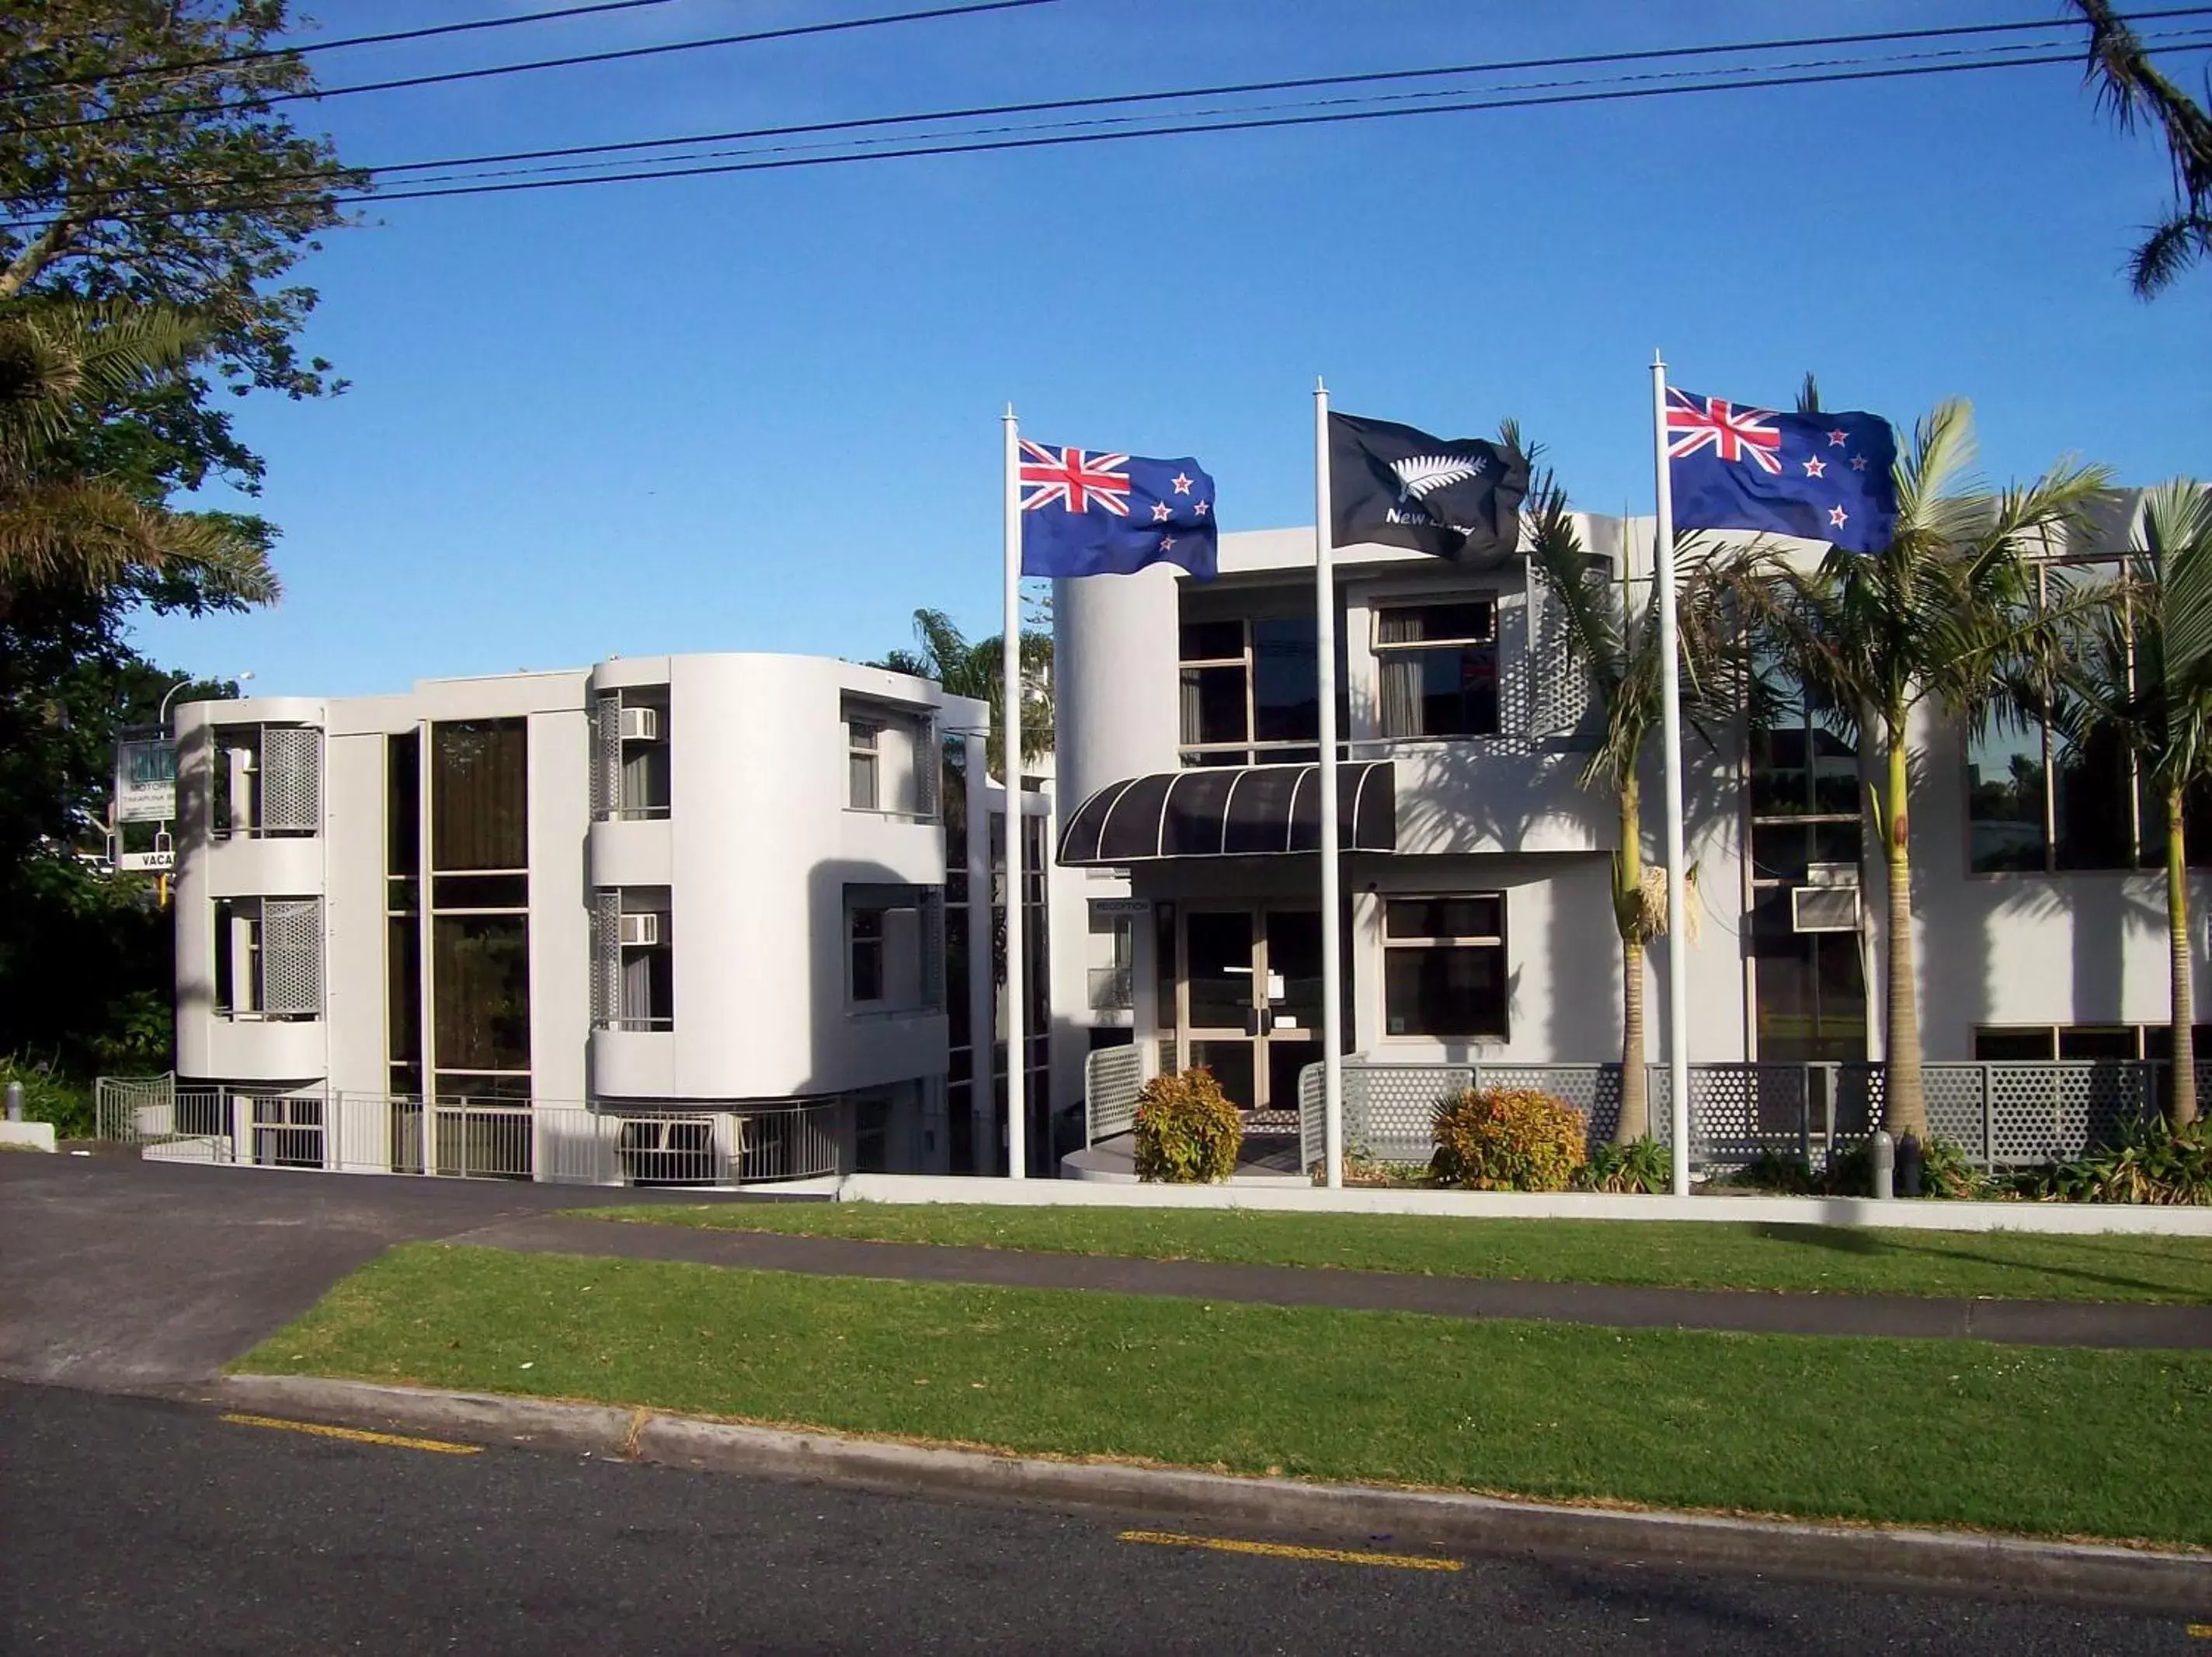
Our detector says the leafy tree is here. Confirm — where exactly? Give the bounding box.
[1525,467,1765,1143]
[877,605,1055,773]
[2050,481,2212,1127]
[2,1,362,495]
[2,300,273,609]
[1744,402,2108,1138]
[2070,0,2212,296]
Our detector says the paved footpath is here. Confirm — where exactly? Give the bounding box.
[452,1213,2212,1349]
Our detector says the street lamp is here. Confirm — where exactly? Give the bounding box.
[160,669,252,731]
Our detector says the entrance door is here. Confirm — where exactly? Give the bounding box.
[1179,907,1321,1117]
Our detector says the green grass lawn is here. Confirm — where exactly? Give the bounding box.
[569,1201,2212,1304]
[242,1243,2212,1548]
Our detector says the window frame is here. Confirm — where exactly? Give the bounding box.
[847,718,882,811]
[1379,891,1509,1041]
[1369,599,1502,742]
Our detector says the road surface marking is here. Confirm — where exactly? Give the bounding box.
[1118,1529,1461,1572]
[221,1413,482,1456]
[2186,1624,2211,1638]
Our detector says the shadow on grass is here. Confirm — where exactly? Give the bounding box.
[1746,1221,2204,1301]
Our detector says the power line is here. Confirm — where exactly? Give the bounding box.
[27,9,2212,212]
[20,0,1071,135]
[12,0,705,94]
[16,35,2205,230]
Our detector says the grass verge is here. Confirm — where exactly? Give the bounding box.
[569,1202,2212,1304]
[242,1243,2212,1548]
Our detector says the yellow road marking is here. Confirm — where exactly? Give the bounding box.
[2186,1624,2212,1638]
[221,1412,482,1456]
[1118,1529,1461,1572]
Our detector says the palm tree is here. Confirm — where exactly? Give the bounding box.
[878,606,1053,774]
[2050,481,2212,1127]
[0,301,274,612]
[2070,0,2212,297]
[1745,401,2109,1138]
[1525,471,1765,1143]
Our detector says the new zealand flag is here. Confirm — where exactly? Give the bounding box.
[1017,442,1217,580]
[1667,388,1897,554]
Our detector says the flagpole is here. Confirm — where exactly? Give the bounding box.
[1649,353,1691,1197]
[1002,404,1027,1180]
[1313,379,1344,1190]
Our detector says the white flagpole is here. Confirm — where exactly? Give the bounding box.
[1313,380,1344,1190]
[1649,353,1692,1197]
[1002,405,1027,1180]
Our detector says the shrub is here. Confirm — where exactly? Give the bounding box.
[0,1056,94,1140]
[2014,1118,2212,1206]
[1132,1067,1242,1184]
[1574,1135,1670,1193]
[1430,1086,1588,1192]
[1712,1149,1819,1195]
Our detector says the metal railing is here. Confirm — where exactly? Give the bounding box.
[1294,1058,2186,1176]
[92,1079,849,1186]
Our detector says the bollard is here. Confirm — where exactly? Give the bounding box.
[1896,1132,1925,1200]
[4,1079,20,1123]
[1872,1129,1895,1200]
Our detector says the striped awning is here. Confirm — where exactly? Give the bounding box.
[1057,761,1396,867]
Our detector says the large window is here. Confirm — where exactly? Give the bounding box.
[428,719,530,1099]
[1963,557,2212,874]
[1382,895,1507,1039]
[1373,601,1499,739]
[590,889,673,1032]
[1179,616,1321,766]
[846,883,942,1013]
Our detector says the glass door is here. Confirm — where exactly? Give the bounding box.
[1177,907,1322,1115]
[1182,908,1257,1108]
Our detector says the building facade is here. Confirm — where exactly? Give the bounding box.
[170,653,1007,1179]
[1045,505,2212,1111]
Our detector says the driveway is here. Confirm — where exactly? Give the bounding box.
[0,1154,716,1390]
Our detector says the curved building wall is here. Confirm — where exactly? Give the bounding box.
[1052,566,1181,809]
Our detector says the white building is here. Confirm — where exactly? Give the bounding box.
[169,653,1030,1181]
[1045,505,2212,1133]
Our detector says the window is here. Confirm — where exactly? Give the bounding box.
[1373,602,1499,739]
[1961,557,2210,874]
[591,691,672,821]
[1178,616,1322,766]
[848,720,881,810]
[1087,902,1136,1013]
[850,904,885,1002]
[854,1094,892,1173]
[212,897,322,1020]
[592,890,673,1031]
[387,733,423,1100]
[210,724,321,839]
[1971,1023,2212,1061]
[432,720,527,871]
[1382,895,1507,1038]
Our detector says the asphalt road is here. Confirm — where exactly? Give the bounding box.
[0,1153,718,1389]
[2,1381,2201,1656]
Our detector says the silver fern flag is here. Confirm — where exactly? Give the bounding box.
[1328,411,1529,564]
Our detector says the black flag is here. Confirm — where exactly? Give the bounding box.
[1329,412,1529,564]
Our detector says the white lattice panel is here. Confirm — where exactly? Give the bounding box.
[259,727,322,832]
[590,696,621,820]
[1084,1044,1145,1142]
[589,891,621,1029]
[260,898,322,1016]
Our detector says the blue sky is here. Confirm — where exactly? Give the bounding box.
[132,0,2212,695]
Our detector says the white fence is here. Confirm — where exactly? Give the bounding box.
[93,1077,848,1186]
[1083,1045,1146,1145]
[1296,1058,2186,1176]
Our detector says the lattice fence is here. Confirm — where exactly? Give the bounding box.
[589,695,621,819]
[1524,562,1597,742]
[588,890,621,1028]
[1084,1044,1146,1143]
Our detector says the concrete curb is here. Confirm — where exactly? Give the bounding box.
[217,1374,2211,1610]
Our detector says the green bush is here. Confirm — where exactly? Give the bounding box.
[1574,1135,1670,1193]
[0,1055,94,1140]
[1711,1149,1820,1195]
[1430,1086,1588,1192]
[2015,1118,2212,1205]
[1132,1067,1243,1184]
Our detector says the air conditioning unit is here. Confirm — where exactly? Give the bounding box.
[617,705,659,743]
[1791,884,1861,933]
[617,912,661,948]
